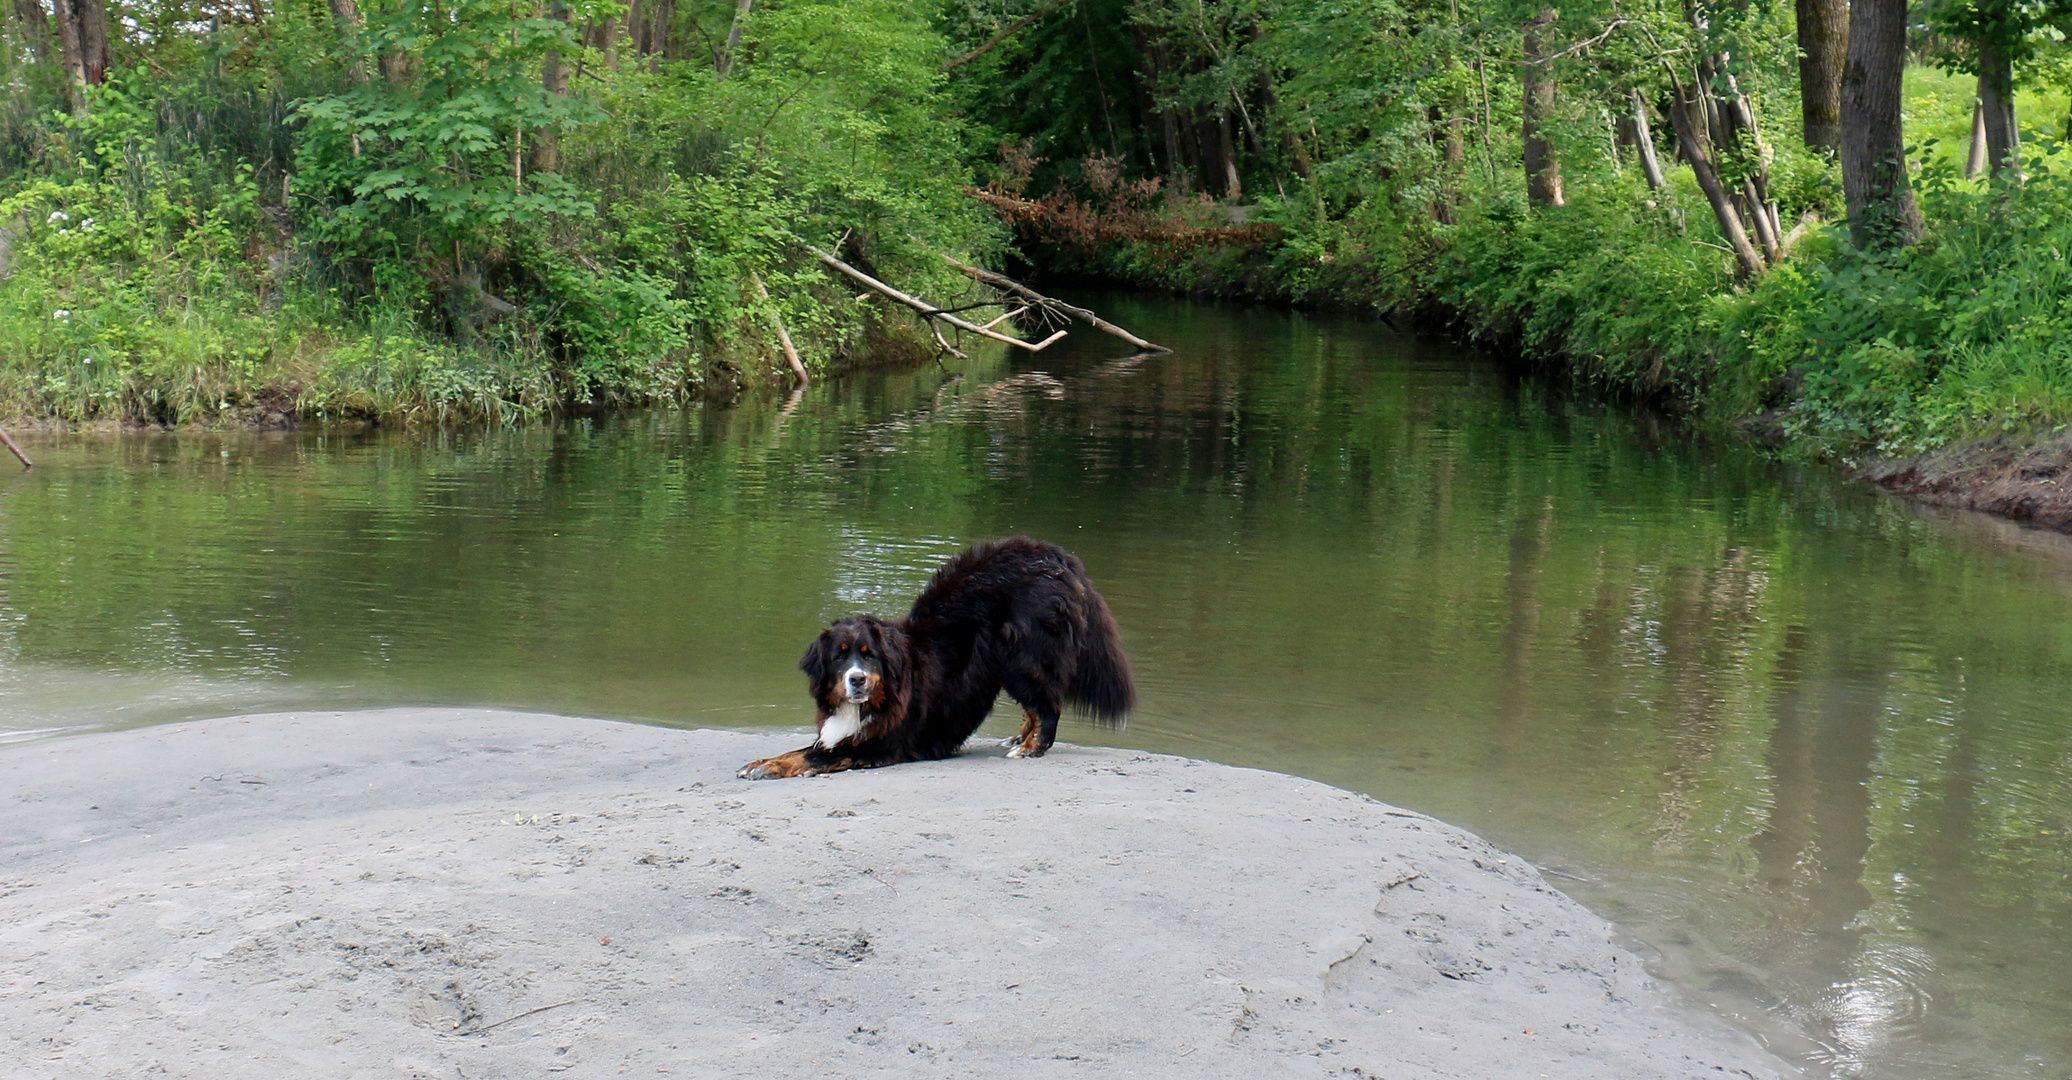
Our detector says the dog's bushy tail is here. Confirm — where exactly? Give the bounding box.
[1069,595,1136,727]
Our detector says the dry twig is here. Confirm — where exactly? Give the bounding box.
[464,999,579,1036]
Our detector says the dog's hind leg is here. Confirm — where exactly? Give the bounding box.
[1003,707,1042,755]
[1000,670,1064,758]
[1005,705,1062,758]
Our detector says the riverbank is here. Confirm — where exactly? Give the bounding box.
[998,162,2072,536]
[1,709,1798,1078]
[1861,433,2072,533]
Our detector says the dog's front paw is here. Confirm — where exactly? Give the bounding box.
[1005,740,1047,759]
[739,751,809,780]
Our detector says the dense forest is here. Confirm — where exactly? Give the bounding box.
[3,0,2071,456]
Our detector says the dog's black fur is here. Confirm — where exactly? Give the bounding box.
[738,537,1134,779]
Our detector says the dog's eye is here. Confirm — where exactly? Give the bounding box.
[838,644,848,653]
[860,646,870,656]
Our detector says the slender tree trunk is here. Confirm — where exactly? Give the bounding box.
[1977,44,2019,177]
[1161,109,1183,180]
[649,0,674,68]
[10,0,53,62]
[1433,106,1466,222]
[51,0,88,114]
[532,0,570,173]
[73,0,106,86]
[1667,75,1767,279]
[1742,178,1781,261]
[1217,109,1242,199]
[626,0,646,54]
[1839,0,1924,246]
[1521,6,1564,207]
[377,0,411,84]
[1795,0,1847,152]
[326,0,367,83]
[1966,98,1988,178]
[1632,88,1666,191]
[716,0,750,76]
[1256,73,1312,179]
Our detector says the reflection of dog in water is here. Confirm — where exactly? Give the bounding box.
[738,537,1135,780]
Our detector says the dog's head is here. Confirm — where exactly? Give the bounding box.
[799,616,904,712]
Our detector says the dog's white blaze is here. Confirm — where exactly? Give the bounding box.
[819,702,865,748]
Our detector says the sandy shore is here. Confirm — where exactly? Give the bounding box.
[1,709,1796,1078]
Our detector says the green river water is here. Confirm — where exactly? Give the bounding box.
[3,294,2070,1078]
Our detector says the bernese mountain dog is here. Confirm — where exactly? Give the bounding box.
[738,536,1135,779]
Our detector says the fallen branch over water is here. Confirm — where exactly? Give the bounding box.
[940,256,1170,354]
[0,425,31,469]
[751,271,809,387]
[805,245,1067,354]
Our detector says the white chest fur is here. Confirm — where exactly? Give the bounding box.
[818,702,865,749]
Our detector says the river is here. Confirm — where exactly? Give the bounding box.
[3,293,2070,1078]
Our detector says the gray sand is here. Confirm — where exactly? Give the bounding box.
[1,709,1797,1078]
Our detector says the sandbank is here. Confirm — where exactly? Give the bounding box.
[1,709,1797,1078]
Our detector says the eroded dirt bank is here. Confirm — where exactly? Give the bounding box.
[1,709,1797,1078]
[1863,433,2072,533]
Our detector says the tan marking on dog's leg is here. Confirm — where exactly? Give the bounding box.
[738,750,811,780]
[1006,708,1047,758]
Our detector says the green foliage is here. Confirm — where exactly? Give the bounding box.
[0,0,1006,425]
[295,0,603,252]
[1431,181,1734,392]
[1723,143,2072,453]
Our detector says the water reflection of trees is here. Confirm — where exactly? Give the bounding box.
[1012,309,2072,1078]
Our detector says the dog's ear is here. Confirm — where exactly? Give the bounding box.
[869,621,911,709]
[798,629,833,687]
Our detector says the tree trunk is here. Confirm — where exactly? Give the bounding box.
[1521,6,1564,207]
[532,0,570,173]
[648,0,674,68]
[1433,105,1466,222]
[1839,0,1924,246]
[377,0,411,84]
[73,0,106,85]
[1977,44,2019,177]
[598,13,619,72]
[326,0,366,83]
[1795,0,1846,152]
[717,0,750,76]
[51,0,88,114]
[1966,98,1988,178]
[10,0,53,62]
[1667,75,1767,279]
[626,0,646,54]
[1217,109,1242,199]
[1631,88,1666,191]
[1742,179,1781,261]
[1257,73,1312,179]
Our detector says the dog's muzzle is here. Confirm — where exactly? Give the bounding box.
[843,667,873,703]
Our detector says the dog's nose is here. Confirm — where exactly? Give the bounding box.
[846,672,868,688]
